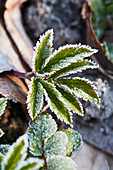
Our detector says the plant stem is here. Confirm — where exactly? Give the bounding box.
[43,150,48,170]
[4,71,46,79]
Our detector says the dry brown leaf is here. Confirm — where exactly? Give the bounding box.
[82,1,113,79]
[0,23,25,72]
[0,52,16,73]
[4,0,33,69]
[0,75,27,104]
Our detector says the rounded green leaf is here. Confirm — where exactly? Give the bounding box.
[27,113,57,156]
[62,129,83,157]
[47,155,77,170]
[44,131,68,158]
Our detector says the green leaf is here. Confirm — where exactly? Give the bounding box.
[0,129,4,138]
[17,158,44,170]
[62,129,82,157]
[1,134,28,170]
[0,98,7,116]
[0,153,4,163]
[40,44,98,74]
[57,77,99,106]
[0,145,10,155]
[56,84,83,116]
[39,79,72,126]
[45,131,68,158]
[33,29,53,72]
[27,77,43,119]
[48,60,98,79]
[27,113,57,156]
[47,155,77,170]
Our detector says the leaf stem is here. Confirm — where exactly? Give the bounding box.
[4,71,46,79]
[43,150,48,170]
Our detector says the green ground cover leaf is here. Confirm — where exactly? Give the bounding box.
[40,44,97,74]
[27,77,43,119]
[1,134,28,170]
[33,29,53,72]
[17,158,43,170]
[57,77,99,106]
[56,84,83,116]
[48,60,98,79]
[62,129,82,157]
[0,129,4,138]
[40,79,72,126]
[27,113,57,156]
[47,155,77,170]
[45,131,68,159]
[0,98,7,116]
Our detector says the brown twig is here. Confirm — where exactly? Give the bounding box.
[4,71,46,80]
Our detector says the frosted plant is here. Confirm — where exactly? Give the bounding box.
[27,29,99,126]
[0,29,100,169]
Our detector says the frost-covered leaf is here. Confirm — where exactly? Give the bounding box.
[47,155,77,170]
[0,98,7,116]
[33,29,53,72]
[0,129,4,138]
[27,77,43,119]
[39,79,72,126]
[17,158,44,170]
[62,129,82,157]
[0,153,4,163]
[57,77,99,106]
[27,113,57,156]
[56,84,83,116]
[40,44,98,74]
[1,134,28,170]
[45,131,68,159]
[0,145,10,155]
[48,60,98,79]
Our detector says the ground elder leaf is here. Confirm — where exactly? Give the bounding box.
[0,98,7,116]
[44,131,68,159]
[57,77,99,106]
[16,158,44,170]
[27,113,57,156]
[40,44,98,74]
[27,77,43,120]
[56,84,83,116]
[48,60,98,79]
[39,79,72,126]
[62,129,83,157]
[0,153,4,164]
[0,129,4,138]
[33,29,53,72]
[47,155,77,170]
[1,134,28,170]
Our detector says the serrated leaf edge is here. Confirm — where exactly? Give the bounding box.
[1,134,28,168]
[58,77,100,106]
[41,81,73,126]
[26,77,44,120]
[32,29,54,72]
[42,44,98,75]
[49,59,99,79]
